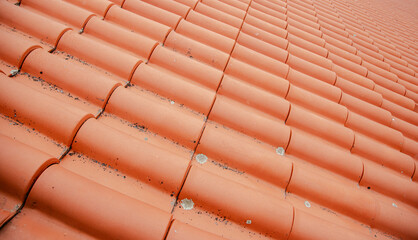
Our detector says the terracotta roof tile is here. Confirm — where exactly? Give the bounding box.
[345,111,404,150]
[287,68,341,102]
[244,13,288,38]
[176,19,236,54]
[287,84,348,123]
[64,0,114,17]
[21,48,121,110]
[0,135,58,225]
[20,0,94,30]
[225,57,290,96]
[166,219,227,240]
[186,10,240,39]
[0,1,71,50]
[105,5,172,42]
[123,0,182,28]
[131,63,216,114]
[288,43,333,69]
[0,74,93,146]
[0,28,41,75]
[288,33,329,56]
[195,2,242,28]
[251,1,287,21]
[1,0,418,239]
[165,30,229,70]
[219,0,249,10]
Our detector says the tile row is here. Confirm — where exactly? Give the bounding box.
[2,0,416,179]
[2,15,417,178]
[1,0,417,239]
[1,0,416,188]
[1,50,417,239]
[4,0,417,131]
[1,121,417,239]
[4,0,417,105]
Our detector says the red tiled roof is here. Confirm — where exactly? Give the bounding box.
[0,0,417,239]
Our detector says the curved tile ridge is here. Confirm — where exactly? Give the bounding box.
[0,164,172,239]
[332,2,417,74]
[196,121,293,189]
[174,0,200,9]
[166,220,229,240]
[286,68,341,103]
[287,129,363,181]
[345,111,404,150]
[360,160,418,208]
[173,160,376,240]
[105,86,205,149]
[287,162,418,240]
[185,10,240,40]
[194,1,243,29]
[224,58,290,98]
[56,30,143,82]
[105,4,172,43]
[141,0,191,18]
[218,75,290,120]
[286,104,355,150]
[0,74,93,147]
[289,208,371,240]
[122,0,182,28]
[148,45,224,90]
[231,43,290,79]
[178,165,294,240]
[230,3,416,116]
[175,19,236,54]
[0,1,71,51]
[351,133,415,177]
[0,27,41,76]
[71,117,190,198]
[164,30,230,70]
[0,134,59,227]
[130,63,216,115]
[83,16,159,60]
[21,48,121,110]
[20,0,95,30]
[5,0,155,84]
[209,95,291,148]
[63,0,115,17]
[281,0,418,112]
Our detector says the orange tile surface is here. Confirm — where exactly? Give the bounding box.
[0,0,417,239]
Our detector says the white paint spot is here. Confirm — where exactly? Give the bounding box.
[246,220,252,224]
[276,147,285,156]
[170,100,175,105]
[392,203,397,208]
[196,154,207,164]
[181,198,194,210]
[10,69,18,76]
[255,32,259,36]
[304,201,311,208]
